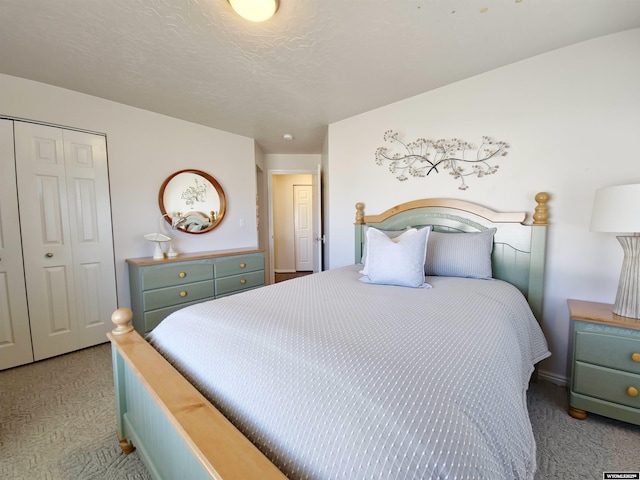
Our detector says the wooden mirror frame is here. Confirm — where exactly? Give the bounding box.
[159,169,227,234]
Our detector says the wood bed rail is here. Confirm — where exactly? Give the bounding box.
[108,309,287,480]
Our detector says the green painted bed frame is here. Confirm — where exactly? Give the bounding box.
[109,193,549,479]
[354,193,550,322]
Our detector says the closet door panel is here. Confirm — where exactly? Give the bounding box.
[15,122,79,360]
[63,129,117,347]
[0,120,33,370]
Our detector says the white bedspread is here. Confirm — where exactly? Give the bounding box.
[149,265,550,480]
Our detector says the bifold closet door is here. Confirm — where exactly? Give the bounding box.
[14,122,117,361]
[0,120,33,369]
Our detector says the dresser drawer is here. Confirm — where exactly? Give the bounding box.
[214,254,263,278]
[216,270,264,297]
[574,362,640,409]
[143,280,214,311]
[142,262,213,290]
[143,300,206,333]
[575,330,640,374]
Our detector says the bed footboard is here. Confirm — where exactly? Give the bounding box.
[108,308,286,480]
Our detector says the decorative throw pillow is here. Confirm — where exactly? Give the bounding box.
[359,227,417,275]
[360,227,431,288]
[424,228,497,279]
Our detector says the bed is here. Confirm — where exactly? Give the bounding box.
[108,192,551,480]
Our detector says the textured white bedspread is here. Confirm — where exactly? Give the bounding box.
[149,265,550,480]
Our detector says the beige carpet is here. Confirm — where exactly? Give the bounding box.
[1,343,639,479]
[0,343,150,480]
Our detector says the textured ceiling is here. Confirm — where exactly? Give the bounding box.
[1,0,640,154]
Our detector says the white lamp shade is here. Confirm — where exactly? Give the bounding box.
[590,183,640,233]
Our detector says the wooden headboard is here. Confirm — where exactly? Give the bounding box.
[354,193,550,321]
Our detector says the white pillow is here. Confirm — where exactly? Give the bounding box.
[359,228,417,275]
[360,227,431,288]
[425,228,496,279]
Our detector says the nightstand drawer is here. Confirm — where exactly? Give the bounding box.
[143,280,214,310]
[214,254,263,277]
[142,262,213,290]
[574,362,640,409]
[575,330,640,374]
[216,270,264,297]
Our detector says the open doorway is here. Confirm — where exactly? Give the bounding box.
[268,169,322,284]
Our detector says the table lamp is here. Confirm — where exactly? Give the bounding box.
[590,184,640,318]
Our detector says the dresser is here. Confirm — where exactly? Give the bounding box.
[567,299,640,425]
[127,249,265,335]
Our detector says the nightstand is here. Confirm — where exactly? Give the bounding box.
[567,299,640,425]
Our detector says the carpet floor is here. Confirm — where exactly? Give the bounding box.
[1,343,638,479]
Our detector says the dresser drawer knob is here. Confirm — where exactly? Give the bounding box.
[179,272,186,278]
[240,263,246,268]
[240,279,247,285]
[628,386,639,397]
[180,291,187,297]
[632,352,640,363]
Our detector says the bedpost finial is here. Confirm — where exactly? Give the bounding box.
[355,203,365,225]
[111,307,134,335]
[533,192,550,225]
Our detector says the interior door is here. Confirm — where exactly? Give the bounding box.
[0,120,33,369]
[293,185,313,272]
[63,129,118,349]
[14,122,117,360]
[312,164,322,273]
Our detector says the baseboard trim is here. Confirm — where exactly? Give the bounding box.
[274,269,296,273]
[538,369,567,386]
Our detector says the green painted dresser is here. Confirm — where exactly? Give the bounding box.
[568,299,640,425]
[127,249,265,335]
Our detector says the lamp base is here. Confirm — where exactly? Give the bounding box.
[613,235,640,319]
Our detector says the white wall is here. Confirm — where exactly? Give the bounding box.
[0,74,258,309]
[326,29,640,382]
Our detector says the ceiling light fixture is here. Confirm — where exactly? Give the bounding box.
[283,133,294,141]
[228,0,279,22]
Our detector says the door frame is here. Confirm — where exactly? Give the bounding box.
[267,169,321,284]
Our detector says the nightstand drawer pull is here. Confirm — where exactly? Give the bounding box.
[240,278,247,285]
[240,263,246,268]
[179,272,187,278]
[632,352,640,363]
[180,291,187,297]
[628,386,639,397]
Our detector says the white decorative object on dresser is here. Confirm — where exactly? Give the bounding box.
[126,249,265,335]
[568,299,640,425]
[0,119,117,370]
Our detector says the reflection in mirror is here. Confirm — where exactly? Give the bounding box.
[159,170,227,234]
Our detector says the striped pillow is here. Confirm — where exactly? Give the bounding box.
[425,228,496,279]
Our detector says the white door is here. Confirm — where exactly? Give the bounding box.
[14,122,117,361]
[293,185,313,271]
[0,120,33,369]
[63,129,118,349]
[312,164,322,273]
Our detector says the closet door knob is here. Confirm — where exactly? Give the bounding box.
[45,252,53,258]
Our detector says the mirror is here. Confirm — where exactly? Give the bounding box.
[159,169,227,234]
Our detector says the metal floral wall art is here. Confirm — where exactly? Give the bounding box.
[375,130,510,190]
[181,177,210,208]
